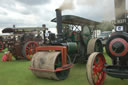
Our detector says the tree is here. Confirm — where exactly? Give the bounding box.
[97,21,114,31]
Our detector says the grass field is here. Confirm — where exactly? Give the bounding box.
[0,49,128,85]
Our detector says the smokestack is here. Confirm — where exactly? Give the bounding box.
[13,25,15,28]
[55,9,62,35]
[114,0,126,20]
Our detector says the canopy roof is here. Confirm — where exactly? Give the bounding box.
[51,15,100,25]
[2,27,43,33]
[2,28,14,33]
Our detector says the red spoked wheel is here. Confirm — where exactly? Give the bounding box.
[0,41,3,52]
[22,41,38,60]
[86,52,106,85]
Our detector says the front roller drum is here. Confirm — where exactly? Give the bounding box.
[30,51,71,80]
[86,52,106,85]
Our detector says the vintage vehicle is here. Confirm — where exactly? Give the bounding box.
[2,26,44,60]
[29,9,103,80]
[98,31,112,46]
[0,34,14,52]
[86,0,128,85]
[0,36,4,52]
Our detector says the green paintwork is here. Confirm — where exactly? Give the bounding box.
[81,25,92,45]
[52,15,102,63]
[67,42,77,53]
[55,53,70,80]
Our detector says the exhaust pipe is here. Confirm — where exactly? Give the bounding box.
[55,9,62,36]
[114,0,126,20]
[114,0,127,32]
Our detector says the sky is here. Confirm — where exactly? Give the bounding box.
[0,0,127,30]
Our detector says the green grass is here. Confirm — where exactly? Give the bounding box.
[0,49,128,85]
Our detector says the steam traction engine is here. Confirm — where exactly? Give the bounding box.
[29,9,103,80]
[2,27,43,60]
[0,36,4,52]
[86,0,128,85]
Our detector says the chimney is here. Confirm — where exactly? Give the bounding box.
[55,9,62,36]
[114,0,126,20]
[13,25,15,28]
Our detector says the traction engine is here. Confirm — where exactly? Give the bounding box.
[0,36,4,52]
[29,9,103,80]
[86,0,128,85]
[2,27,43,60]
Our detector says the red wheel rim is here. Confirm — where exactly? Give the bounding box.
[25,41,38,60]
[109,38,127,57]
[0,41,3,52]
[92,54,106,85]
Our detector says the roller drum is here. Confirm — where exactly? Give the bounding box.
[31,51,70,80]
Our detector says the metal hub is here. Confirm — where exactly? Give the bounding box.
[112,41,125,53]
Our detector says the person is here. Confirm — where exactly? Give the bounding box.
[2,53,7,61]
[7,51,12,61]
[42,24,49,44]
[2,51,12,61]
[45,29,49,38]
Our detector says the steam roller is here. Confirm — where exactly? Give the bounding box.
[29,8,103,80]
[29,46,72,80]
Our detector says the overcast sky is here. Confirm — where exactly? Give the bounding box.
[0,0,128,29]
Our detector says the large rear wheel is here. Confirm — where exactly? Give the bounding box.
[22,41,38,60]
[87,39,103,55]
[86,52,106,85]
